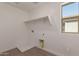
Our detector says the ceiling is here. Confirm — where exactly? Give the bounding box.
[7,2,49,11]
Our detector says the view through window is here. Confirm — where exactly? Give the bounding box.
[62,2,79,33]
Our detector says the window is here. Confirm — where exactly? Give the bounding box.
[65,21,78,32]
[62,2,79,33]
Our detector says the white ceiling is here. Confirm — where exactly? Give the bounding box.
[7,2,49,11]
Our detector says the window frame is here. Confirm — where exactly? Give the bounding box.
[61,2,79,33]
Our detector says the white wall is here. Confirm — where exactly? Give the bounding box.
[25,17,51,47]
[0,2,79,56]
[25,2,79,56]
[0,3,29,52]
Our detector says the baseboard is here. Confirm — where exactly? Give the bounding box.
[0,46,16,54]
[37,47,64,56]
[18,45,64,56]
[17,45,64,56]
[17,45,35,52]
[0,46,64,56]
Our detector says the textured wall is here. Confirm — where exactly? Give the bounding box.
[26,2,79,56]
[0,3,29,52]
